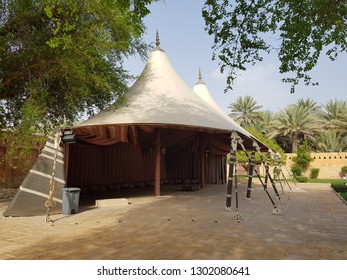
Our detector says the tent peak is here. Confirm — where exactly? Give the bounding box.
[154,30,165,52]
[195,68,205,85]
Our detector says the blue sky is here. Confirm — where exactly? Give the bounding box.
[125,0,347,114]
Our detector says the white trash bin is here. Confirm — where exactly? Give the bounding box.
[62,188,81,214]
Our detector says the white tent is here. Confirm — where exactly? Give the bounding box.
[76,45,251,136]
[4,34,267,217]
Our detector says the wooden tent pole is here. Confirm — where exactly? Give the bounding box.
[154,128,161,196]
[200,152,205,189]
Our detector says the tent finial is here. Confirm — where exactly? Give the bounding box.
[154,30,164,52]
[156,30,160,47]
[198,68,202,81]
[196,68,205,85]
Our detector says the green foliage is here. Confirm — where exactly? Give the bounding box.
[202,0,347,93]
[331,183,347,193]
[273,166,281,177]
[315,131,347,152]
[0,0,155,130]
[0,0,156,165]
[235,127,286,166]
[292,141,313,170]
[267,104,322,152]
[340,192,347,201]
[341,166,347,174]
[308,178,347,184]
[291,166,302,176]
[331,183,347,201]
[228,95,263,127]
[309,168,320,179]
[295,176,308,183]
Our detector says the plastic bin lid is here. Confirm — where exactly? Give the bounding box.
[62,187,81,192]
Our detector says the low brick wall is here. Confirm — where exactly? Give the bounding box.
[285,152,347,179]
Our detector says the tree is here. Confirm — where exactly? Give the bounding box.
[329,113,347,133]
[296,98,321,114]
[0,0,154,131]
[228,95,263,127]
[254,109,274,134]
[267,104,322,152]
[202,0,347,93]
[0,0,155,163]
[314,131,347,152]
[320,99,347,128]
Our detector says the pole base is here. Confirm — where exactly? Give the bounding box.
[233,211,243,223]
[43,215,55,224]
[272,207,282,215]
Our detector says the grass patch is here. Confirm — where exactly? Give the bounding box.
[340,193,347,201]
[306,178,347,184]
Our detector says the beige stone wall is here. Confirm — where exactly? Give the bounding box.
[285,152,347,179]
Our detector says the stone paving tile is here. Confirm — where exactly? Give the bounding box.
[0,183,347,260]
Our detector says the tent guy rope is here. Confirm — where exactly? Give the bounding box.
[44,132,61,223]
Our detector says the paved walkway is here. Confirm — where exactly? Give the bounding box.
[0,183,346,260]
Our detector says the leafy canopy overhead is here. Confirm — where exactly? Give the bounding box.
[0,0,155,134]
[202,0,347,93]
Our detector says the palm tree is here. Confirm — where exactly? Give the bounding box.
[267,104,322,152]
[314,131,347,152]
[296,98,321,113]
[330,113,347,132]
[228,95,263,127]
[253,110,274,134]
[320,99,347,126]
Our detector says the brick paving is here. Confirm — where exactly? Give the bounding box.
[0,183,346,260]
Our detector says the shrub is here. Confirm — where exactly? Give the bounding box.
[295,176,308,183]
[341,166,347,174]
[310,168,320,179]
[291,166,302,176]
[340,193,347,201]
[331,183,347,193]
[292,142,313,171]
[331,183,347,202]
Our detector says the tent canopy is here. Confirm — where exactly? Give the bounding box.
[72,38,260,147]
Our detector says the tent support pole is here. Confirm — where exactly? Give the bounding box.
[239,141,282,215]
[64,143,70,183]
[154,128,161,196]
[246,145,255,199]
[225,132,238,211]
[200,152,205,189]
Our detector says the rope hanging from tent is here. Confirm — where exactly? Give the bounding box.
[44,132,61,223]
